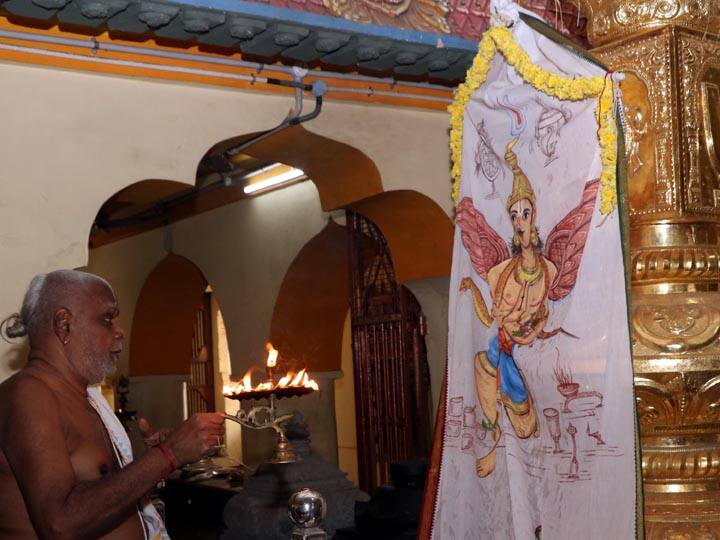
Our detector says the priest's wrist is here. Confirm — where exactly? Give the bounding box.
[155,442,177,476]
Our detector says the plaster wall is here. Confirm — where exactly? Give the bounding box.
[334,310,358,485]
[406,277,450,414]
[211,294,243,462]
[84,181,337,464]
[0,60,452,383]
[0,60,453,467]
[84,185,449,467]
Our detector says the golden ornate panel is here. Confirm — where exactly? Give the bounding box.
[679,31,720,213]
[635,371,720,432]
[621,72,658,212]
[629,222,720,292]
[595,29,677,218]
[645,521,720,540]
[575,0,720,47]
[701,76,720,206]
[633,304,720,352]
[580,4,720,537]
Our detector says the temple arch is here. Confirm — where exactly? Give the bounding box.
[198,124,384,211]
[347,189,453,283]
[269,220,349,373]
[129,253,208,377]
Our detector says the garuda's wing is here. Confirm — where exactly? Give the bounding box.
[545,179,600,301]
[456,197,510,281]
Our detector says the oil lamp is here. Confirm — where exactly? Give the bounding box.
[223,343,319,464]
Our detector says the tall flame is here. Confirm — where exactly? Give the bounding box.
[265,342,278,368]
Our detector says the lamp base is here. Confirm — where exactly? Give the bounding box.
[269,431,299,464]
[292,527,326,540]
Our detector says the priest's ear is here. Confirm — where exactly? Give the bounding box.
[53,308,73,346]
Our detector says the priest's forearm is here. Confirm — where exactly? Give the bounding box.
[40,448,168,540]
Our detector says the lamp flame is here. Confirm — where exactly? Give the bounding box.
[265,342,278,368]
[222,347,319,396]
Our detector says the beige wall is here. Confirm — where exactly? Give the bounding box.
[84,181,337,464]
[211,293,243,462]
[0,59,452,383]
[334,310,358,485]
[0,60,453,466]
[406,277,451,413]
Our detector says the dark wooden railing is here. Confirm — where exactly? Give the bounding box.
[188,291,214,415]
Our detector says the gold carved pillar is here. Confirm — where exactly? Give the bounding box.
[575,1,720,537]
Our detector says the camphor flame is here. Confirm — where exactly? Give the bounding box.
[265,342,278,368]
[222,344,319,395]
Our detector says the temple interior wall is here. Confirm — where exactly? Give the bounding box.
[0,59,453,472]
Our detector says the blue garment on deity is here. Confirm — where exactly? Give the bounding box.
[487,334,528,406]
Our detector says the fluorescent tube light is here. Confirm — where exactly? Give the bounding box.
[243,167,306,195]
[242,162,284,180]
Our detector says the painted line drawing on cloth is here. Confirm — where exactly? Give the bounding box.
[468,109,504,199]
[497,94,526,136]
[533,98,572,167]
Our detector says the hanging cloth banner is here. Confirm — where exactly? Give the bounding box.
[428,3,638,539]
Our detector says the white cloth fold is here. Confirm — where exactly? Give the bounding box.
[490,0,519,26]
[87,386,170,540]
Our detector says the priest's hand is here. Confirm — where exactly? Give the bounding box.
[162,413,226,467]
[137,416,171,447]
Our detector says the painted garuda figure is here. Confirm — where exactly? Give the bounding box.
[457,140,599,478]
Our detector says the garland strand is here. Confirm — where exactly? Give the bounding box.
[449,25,618,215]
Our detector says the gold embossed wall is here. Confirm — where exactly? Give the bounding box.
[575,1,720,537]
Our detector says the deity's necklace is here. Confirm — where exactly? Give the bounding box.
[515,253,542,284]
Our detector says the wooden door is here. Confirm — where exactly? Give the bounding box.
[347,211,432,492]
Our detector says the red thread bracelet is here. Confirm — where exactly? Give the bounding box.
[156,443,176,476]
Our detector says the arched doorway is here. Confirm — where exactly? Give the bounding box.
[130,254,208,379]
[347,211,434,492]
[269,191,453,491]
[83,127,453,474]
[128,253,239,458]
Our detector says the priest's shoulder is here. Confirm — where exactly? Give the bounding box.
[0,370,61,418]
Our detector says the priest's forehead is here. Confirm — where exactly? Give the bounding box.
[81,280,118,310]
[21,270,114,331]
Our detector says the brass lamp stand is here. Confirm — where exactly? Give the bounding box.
[224,392,299,464]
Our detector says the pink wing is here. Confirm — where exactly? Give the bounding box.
[546,179,600,301]
[456,197,510,280]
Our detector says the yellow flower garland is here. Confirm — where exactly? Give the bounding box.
[449,25,618,215]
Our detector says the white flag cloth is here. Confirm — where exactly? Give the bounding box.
[87,386,171,540]
[431,8,637,540]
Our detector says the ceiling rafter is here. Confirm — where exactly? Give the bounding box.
[0,0,485,84]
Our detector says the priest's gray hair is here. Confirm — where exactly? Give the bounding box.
[1,270,110,341]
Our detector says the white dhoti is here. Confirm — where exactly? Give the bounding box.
[87,386,171,540]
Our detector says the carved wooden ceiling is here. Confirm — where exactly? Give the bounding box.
[0,0,588,85]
